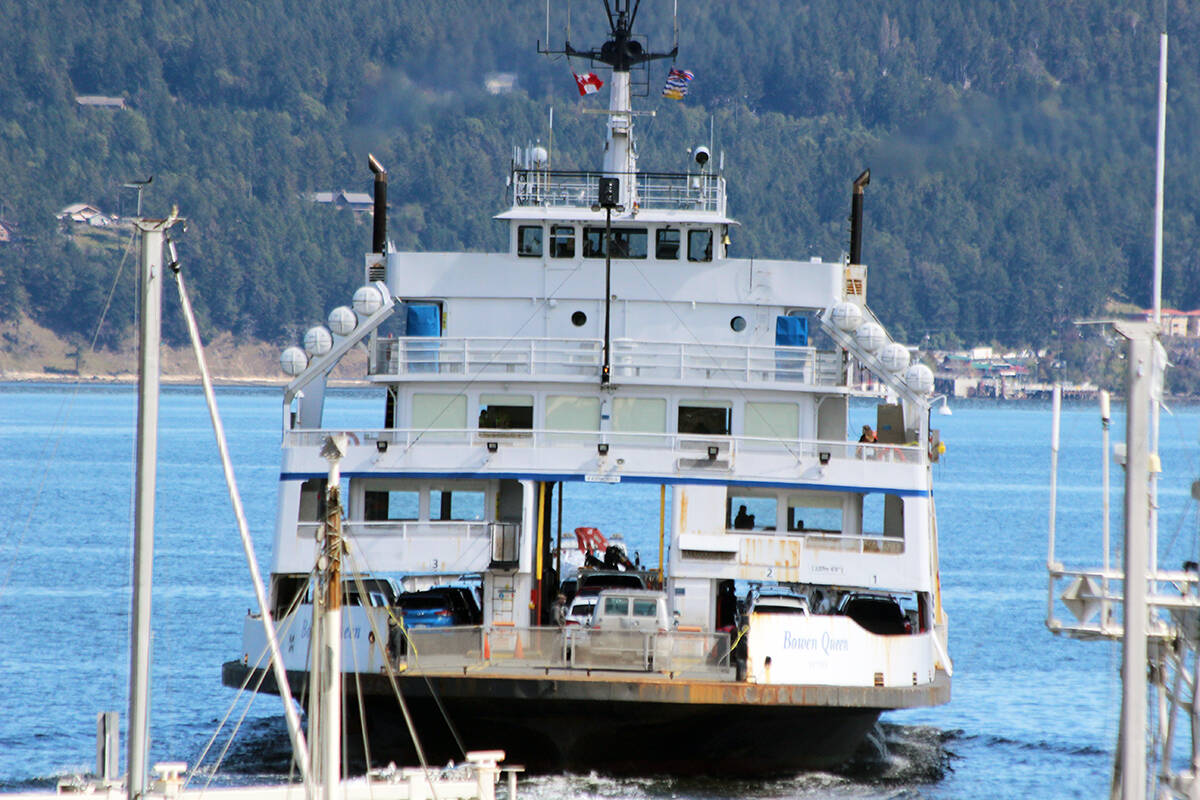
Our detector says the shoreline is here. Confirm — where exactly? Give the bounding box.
[0,370,370,389]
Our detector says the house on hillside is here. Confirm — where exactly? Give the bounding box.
[309,190,374,213]
[485,72,518,94]
[75,95,127,109]
[0,221,12,243]
[1146,308,1200,337]
[57,203,112,227]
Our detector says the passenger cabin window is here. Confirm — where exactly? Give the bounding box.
[678,402,731,435]
[550,225,575,258]
[688,229,713,262]
[784,490,844,533]
[479,394,534,430]
[612,397,667,433]
[744,402,799,441]
[584,227,647,259]
[656,228,680,259]
[729,495,777,531]
[364,490,419,521]
[518,225,543,257]
[299,478,327,521]
[864,493,905,540]
[430,489,486,521]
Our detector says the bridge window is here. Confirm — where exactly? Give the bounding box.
[546,395,601,431]
[550,225,575,258]
[518,225,543,257]
[584,227,647,259]
[479,393,533,430]
[656,228,680,259]
[612,397,666,433]
[688,229,713,262]
[678,401,731,435]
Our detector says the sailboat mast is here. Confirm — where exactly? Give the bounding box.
[312,436,347,800]
[127,216,177,800]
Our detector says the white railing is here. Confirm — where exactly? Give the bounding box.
[370,336,602,379]
[370,336,843,388]
[284,427,925,466]
[401,625,733,678]
[297,520,519,558]
[611,339,841,386]
[511,169,724,214]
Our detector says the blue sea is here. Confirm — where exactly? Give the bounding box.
[3,382,1196,798]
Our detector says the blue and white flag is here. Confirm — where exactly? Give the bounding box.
[662,67,694,100]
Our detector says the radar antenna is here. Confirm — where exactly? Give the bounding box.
[539,0,677,72]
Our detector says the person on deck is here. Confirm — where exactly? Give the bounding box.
[858,425,877,443]
[733,504,754,529]
[551,593,567,626]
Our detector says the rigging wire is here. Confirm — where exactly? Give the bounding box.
[401,251,592,453]
[625,257,804,460]
[345,548,468,763]
[187,571,309,789]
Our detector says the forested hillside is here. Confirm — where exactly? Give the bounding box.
[0,0,1195,361]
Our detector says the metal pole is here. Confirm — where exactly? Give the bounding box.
[1149,32,1167,582]
[602,205,612,385]
[127,219,169,800]
[318,437,346,800]
[1119,325,1153,800]
[1101,390,1112,629]
[1048,384,1061,626]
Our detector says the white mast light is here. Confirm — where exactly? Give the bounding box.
[303,326,333,357]
[353,285,385,316]
[327,306,358,336]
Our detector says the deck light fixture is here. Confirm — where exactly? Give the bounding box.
[818,451,831,465]
[487,441,499,453]
[707,445,719,460]
[376,440,388,453]
[597,443,610,455]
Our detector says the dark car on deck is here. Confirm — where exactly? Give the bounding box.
[835,592,912,635]
[395,586,482,628]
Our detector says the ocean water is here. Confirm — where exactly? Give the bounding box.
[3,382,1197,798]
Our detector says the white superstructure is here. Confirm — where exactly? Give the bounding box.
[231,1,951,773]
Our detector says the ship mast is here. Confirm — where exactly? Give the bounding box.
[542,0,676,208]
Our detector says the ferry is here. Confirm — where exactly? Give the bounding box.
[223,0,951,774]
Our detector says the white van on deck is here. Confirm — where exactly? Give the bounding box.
[588,589,671,632]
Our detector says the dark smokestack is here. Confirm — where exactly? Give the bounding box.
[849,168,870,265]
[368,153,387,254]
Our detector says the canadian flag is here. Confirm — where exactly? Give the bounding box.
[573,72,604,96]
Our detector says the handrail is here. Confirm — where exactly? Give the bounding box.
[369,335,843,388]
[510,168,725,214]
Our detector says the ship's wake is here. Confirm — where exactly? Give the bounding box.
[516,723,956,800]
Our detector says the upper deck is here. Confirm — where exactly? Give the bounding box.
[503,168,728,220]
